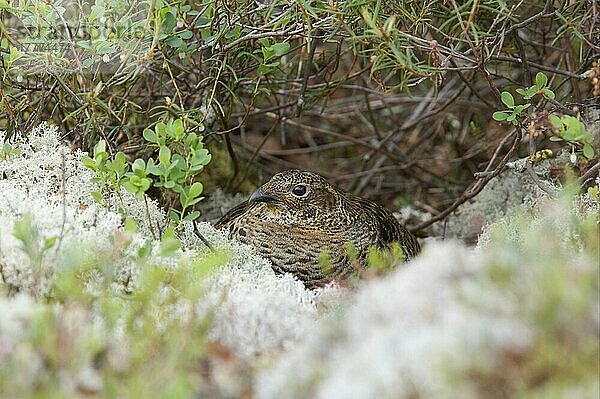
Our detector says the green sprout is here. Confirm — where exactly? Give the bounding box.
[516,72,555,100]
[492,91,531,126]
[548,114,596,161]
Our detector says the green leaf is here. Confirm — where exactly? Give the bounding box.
[155,122,167,138]
[258,63,279,74]
[587,186,599,200]
[159,227,181,256]
[542,88,555,99]
[192,149,211,166]
[270,42,290,58]
[132,158,146,173]
[188,182,203,198]
[500,91,514,107]
[492,111,509,121]
[140,178,151,192]
[146,158,161,175]
[89,3,105,23]
[165,36,183,47]
[178,30,193,39]
[43,236,57,251]
[549,136,563,142]
[171,183,184,193]
[172,119,185,139]
[186,196,203,206]
[515,88,527,96]
[109,152,128,176]
[179,191,188,206]
[122,180,137,194]
[12,213,34,243]
[562,116,582,136]
[183,210,200,221]
[171,154,186,169]
[582,143,594,160]
[514,104,530,114]
[521,87,537,99]
[137,239,153,259]
[81,155,97,170]
[535,72,548,87]
[159,146,171,165]
[91,191,103,203]
[124,218,138,233]
[128,175,142,186]
[162,11,177,34]
[94,140,106,156]
[143,128,157,143]
[168,209,181,222]
[548,114,562,129]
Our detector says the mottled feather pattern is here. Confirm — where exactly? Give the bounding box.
[215,170,420,288]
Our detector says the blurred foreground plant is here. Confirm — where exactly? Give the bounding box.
[1,220,230,398]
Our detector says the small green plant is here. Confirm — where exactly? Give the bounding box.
[141,119,212,225]
[493,72,555,125]
[81,140,129,203]
[516,72,555,100]
[492,91,531,125]
[548,114,596,161]
[587,185,599,201]
[83,118,211,229]
[122,158,153,199]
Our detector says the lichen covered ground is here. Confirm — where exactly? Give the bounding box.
[0,124,598,398]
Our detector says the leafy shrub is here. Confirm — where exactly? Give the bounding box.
[1,1,596,212]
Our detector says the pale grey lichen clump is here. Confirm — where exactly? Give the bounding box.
[0,125,121,294]
[183,223,321,359]
[430,161,560,242]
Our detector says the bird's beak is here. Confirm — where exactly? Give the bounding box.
[248,187,278,203]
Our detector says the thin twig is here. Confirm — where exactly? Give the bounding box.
[296,31,319,117]
[193,220,214,251]
[54,151,67,254]
[504,0,555,35]
[579,161,600,186]
[412,128,523,232]
[144,196,158,241]
[525,165,557,197]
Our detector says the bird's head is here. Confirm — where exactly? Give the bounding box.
[248,170,342,223]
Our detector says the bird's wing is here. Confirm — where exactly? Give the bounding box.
[378,211,421,259]
[214,201,250,229]
[356,197,421,259]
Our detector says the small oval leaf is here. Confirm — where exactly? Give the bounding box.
[582,143,595,160]
[535,72,548,87]
[501,91,514,107]
[492,111,509,121]
[159,146,171,165]
[143,128,157,143]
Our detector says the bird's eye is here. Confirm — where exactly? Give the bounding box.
[291,184,308,197]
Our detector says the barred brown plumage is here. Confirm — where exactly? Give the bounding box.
[215,170,420,288]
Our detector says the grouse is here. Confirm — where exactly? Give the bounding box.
[215,170,420,288]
